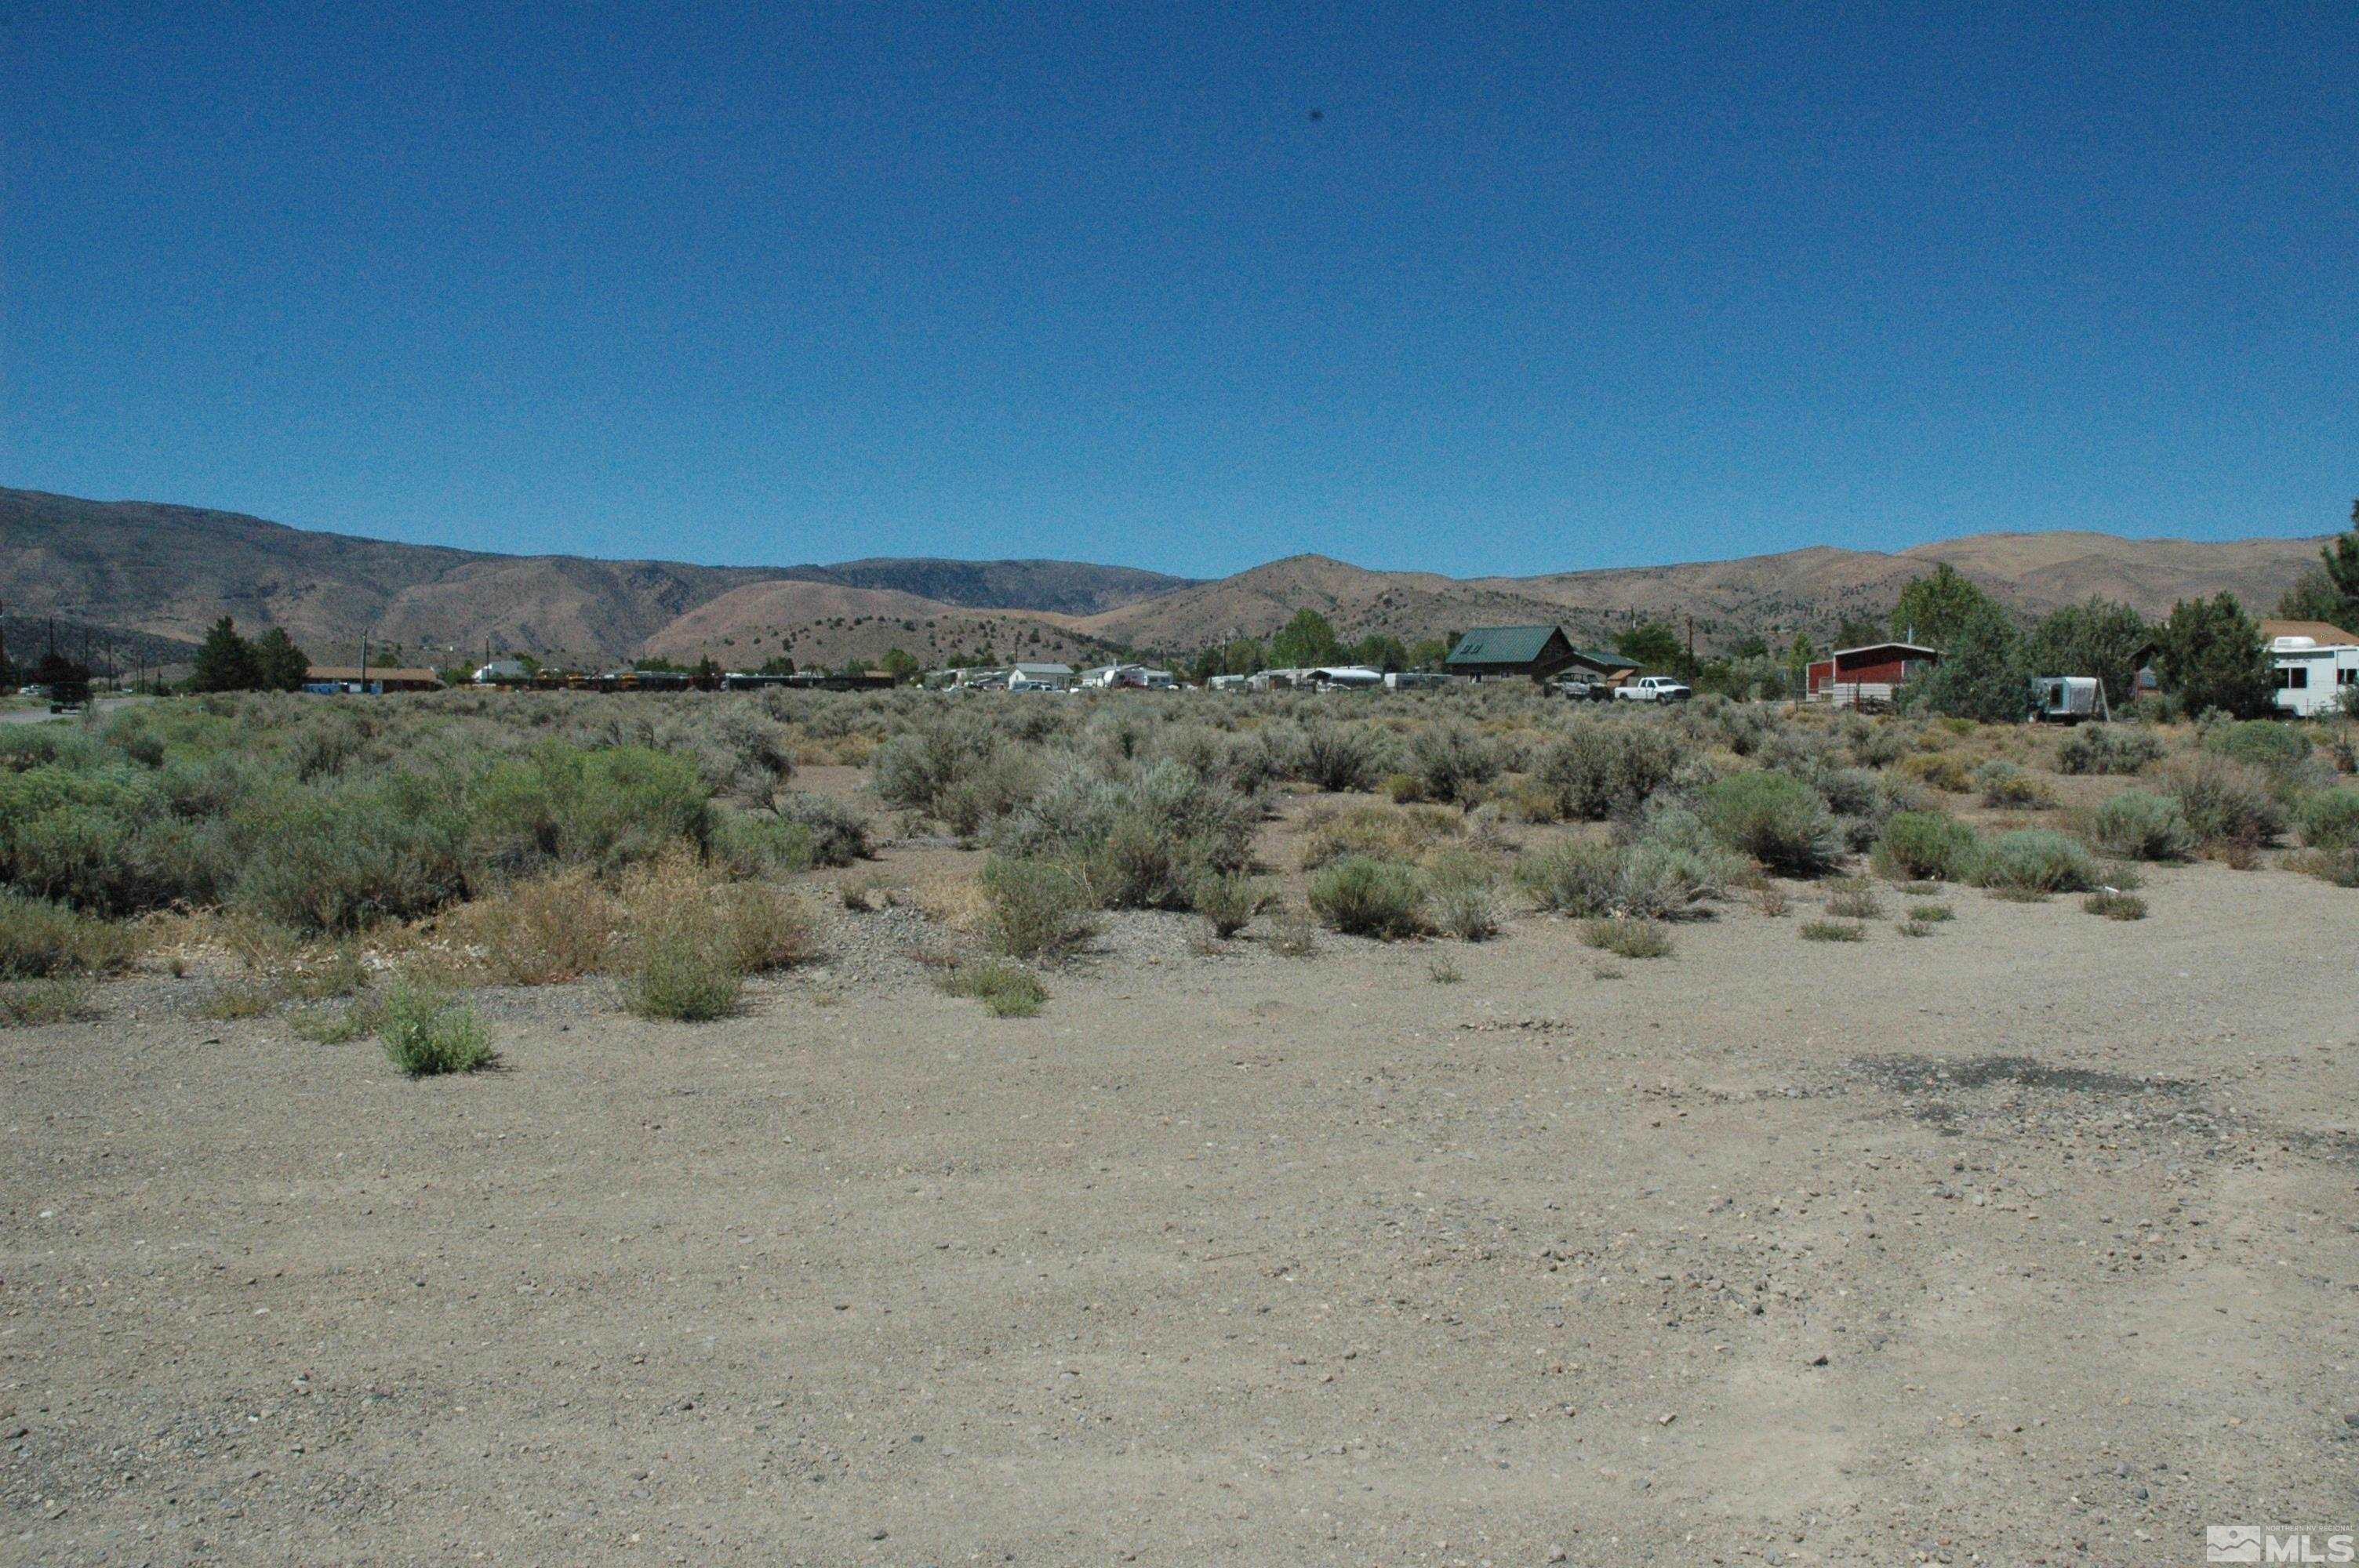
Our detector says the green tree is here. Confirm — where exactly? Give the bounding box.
[879,648,921,682]
[2023,599,2149,708]
[1909,600,2028,722]
[758,654,797,675]
[1270,609,1344,668]
[1784,633,1817,690]
[2154,594,2274,719]
[248,626,311,691]
[841,658,873,677]
[191,616,258,692]
[2280,499,2359,629]
[1407,637,1451,671]
[1890,564,2006,648]
[1220,637,1267,676]
[1615,622,1685,673]
[1350,633,1408,672]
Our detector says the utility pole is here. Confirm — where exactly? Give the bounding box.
[359,633,369,695]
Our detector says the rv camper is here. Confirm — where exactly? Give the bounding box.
[2029,675,2109,724]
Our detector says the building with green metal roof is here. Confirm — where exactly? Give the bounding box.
[1443,624,1581,683]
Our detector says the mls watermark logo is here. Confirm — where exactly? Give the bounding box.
[2209,1526,2359,1563]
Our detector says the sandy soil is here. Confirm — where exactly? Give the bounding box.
[5,850,2357,1566]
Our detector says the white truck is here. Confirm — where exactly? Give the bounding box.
[1613,675,1692,703]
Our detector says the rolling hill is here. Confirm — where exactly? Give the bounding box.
[0,485,2332,671]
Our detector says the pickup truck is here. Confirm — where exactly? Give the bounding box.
[1613,675,1692,703]
[1551,677,1615,702]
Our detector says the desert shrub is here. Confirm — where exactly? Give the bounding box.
[1699,771,1841,877]
[2164,758,2284,848]
[708,813,817,878]
[1798,920,1867,942]
[2055,725,2164,776]
[0,892,136,978]
[1295,721,1390,793]
[1848,724,1912,768]
[468,744,711,879]
[1299,803,1460,869]
[0,977,97,1027]
[1307,855,1427,938]
[1823,877,1883,919]
[1425,852,1501,941]
[2295,789,2359,851]
[1193,870,1264,938]
[1514,839,1623,916]
[979,854,1100,960]
[1973,759,2051,808]
[1407,726,1500,805]
[939,958,1049,1018]
[1971,829,2098,894]
[459,869,620,985]
[2084,890,2148,920]
[1907,901,1956,922]
[764,787,867,862]
[1532,722,1682,821]
[1268,906,1321,957]
[1897,917,1936,938]
[995,757,1257,906]
[195,979,282,1020]
[1579,916,1672,958]
[620,920,743,1021]
[1897,751,1975,793]
[1615,838,1728,920]
[712,883,814,973]
[379,980,495,1076]
[1870,812,1978,882]
[2085,791,2194,862]
[2201,718,2310,772]
[2288,848,2359,887]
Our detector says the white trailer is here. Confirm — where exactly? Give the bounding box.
[2270,636,2359,718]
[2029,675,2109,723]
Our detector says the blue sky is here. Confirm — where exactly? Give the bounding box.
[4,2,2354,579]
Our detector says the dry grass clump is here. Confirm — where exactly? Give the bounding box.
[936,958,1049,1017]
[1798,919,1868,942]
[0,978,100,1027]
[450,869,621,984]
[1973,760,2053,808]
[614,853,814,1020]
[1268,906,1321,957]
[1298,802,1460,869]
[1192,870,1266,938]
[1822,877,1883,920]
[2083,890,2149,920]
[0,892,139,979]
[1579,916,1673,959]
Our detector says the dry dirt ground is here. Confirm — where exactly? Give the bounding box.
[5,847,2357,1566]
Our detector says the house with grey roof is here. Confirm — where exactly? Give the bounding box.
[1442,625,1580,684]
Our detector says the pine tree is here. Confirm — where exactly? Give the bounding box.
[248,627,311,691]
[191,617,259,692]
[2154,594,2274,719]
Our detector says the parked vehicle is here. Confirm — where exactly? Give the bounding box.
[2028,675,2108,724]
[1553,677,1616,702]
[1613,675,1692,703]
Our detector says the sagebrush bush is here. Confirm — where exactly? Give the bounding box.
[2084,890,2148,920]
[1799,920,1868,942]
[2200,718,2310,772]
[980,854,1100,960]
[1532,721,1682,821]
[458,870,620,984]
[1424,853,1501,942]
[1307,855,1427,938]
[2055,725,2164,776]
[378,981,494,1076]
[1971,829,2098,894]
[1823,877,1883,919]
[0,891,136,978]
[1299,803,1459,869]
[1870,812,1978,882]
[1406,727,1500,805]
[772,793,871,866]
[708,813,818,877]
[2165,758,2284,848]
[1973,760,2052,808]
[1294,721,1390,793]
[1193,870,1264,938]
[1514,838,1622,916]
[1699,771,1841,877]
[2085,791,2194,862]
[620,920,743,1021]
[2295,788,2359,851]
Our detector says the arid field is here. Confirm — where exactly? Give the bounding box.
[5,689,2357,1566]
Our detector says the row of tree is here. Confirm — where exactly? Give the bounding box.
[191,617,314,693]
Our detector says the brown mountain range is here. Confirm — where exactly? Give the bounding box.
[0,486,2329,671]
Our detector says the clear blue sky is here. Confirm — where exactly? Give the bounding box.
[5,2,2354,579]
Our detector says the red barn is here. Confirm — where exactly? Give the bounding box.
[1806,642,1940,706]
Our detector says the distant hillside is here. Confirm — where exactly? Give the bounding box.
[0,485,2329,670]
[0,489,1186,664]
